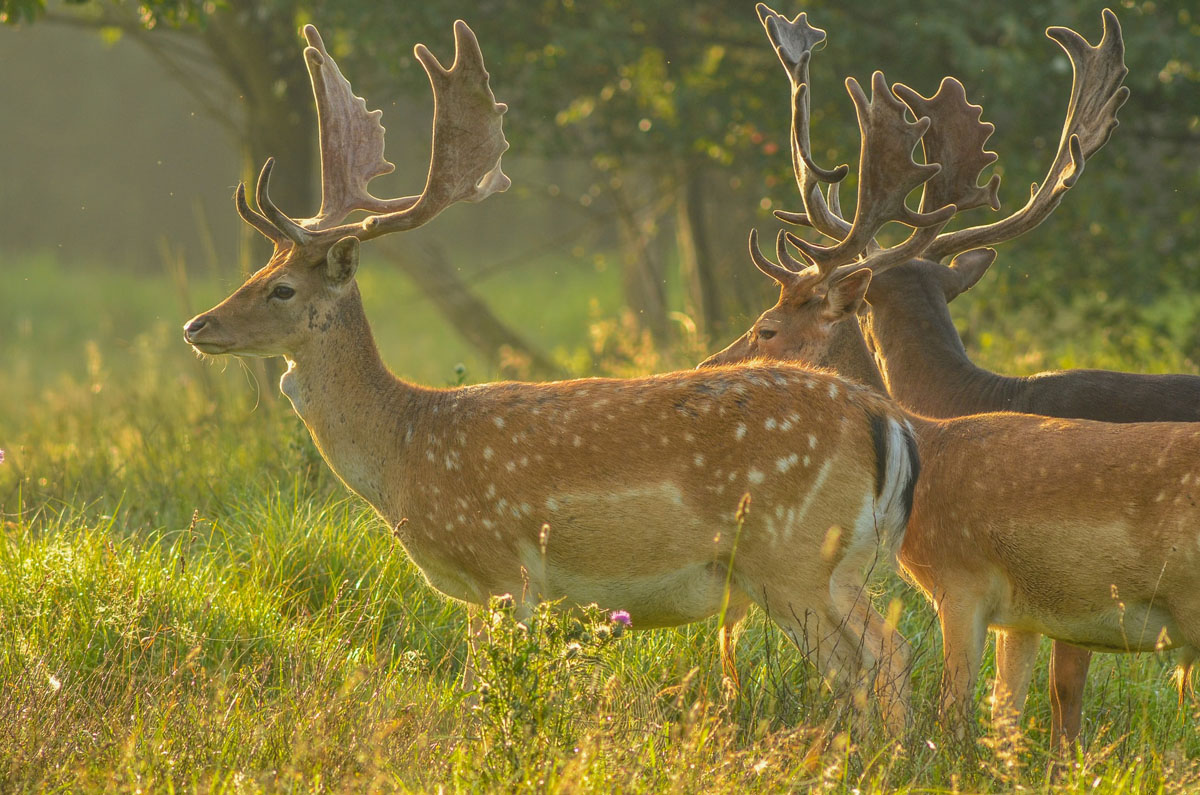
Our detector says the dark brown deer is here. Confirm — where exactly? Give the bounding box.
[182,20,922,729]
[707,5,1198,740]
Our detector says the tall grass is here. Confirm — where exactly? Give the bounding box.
[1,254,1198,792]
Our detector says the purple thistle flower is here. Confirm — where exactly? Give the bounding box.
[610,610,632,627]
[0,449,5,465]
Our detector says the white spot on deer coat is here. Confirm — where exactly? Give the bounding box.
[483,446,494,460]
[735,423,747,441]
[765,418,777,430]
[748,468,765,485]
[776,453,800,473]
[493,416,505,428]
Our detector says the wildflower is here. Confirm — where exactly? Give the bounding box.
[0,449,5,464]
[610,609,632,627]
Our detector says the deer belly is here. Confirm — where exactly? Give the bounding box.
[993,600,1183,654]
[539,559,734,629]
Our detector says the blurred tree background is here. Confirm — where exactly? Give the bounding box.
[1,0,1198,370]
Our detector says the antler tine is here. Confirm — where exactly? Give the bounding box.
[775,228,817,275]
[757,4,852,240]
[789,72,956,271]
[748,228,804,287]
[235,182,287,244]
[255,158,314,246]
[924,9,1129,261]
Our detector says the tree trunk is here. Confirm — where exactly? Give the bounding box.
[675,164,723,340]
[611,182,670,343]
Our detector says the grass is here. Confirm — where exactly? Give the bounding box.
[2,253,1199,792]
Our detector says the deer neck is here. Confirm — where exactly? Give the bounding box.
[279,286,421,515]
[822,315,890,395]
[863,268,1021,417]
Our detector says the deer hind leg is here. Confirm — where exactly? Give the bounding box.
[992,629,1040,739]
[1047,641,1091,752]
[936,593,989,736]
[827,546,912,734]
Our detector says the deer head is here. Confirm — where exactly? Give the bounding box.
[184,21,509,358]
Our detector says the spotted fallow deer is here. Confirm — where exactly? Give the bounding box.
[745,4,1200,749]
[182,20,921,728]
[704,5,1199,736]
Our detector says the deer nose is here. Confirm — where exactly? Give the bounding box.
[183,316,208,340]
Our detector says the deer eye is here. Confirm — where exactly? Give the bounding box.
[757,328,777,341]
[271,285,295,300]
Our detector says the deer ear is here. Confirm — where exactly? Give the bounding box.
[325,236,360,286]
[824,268,872,320]
[944,248,997,301]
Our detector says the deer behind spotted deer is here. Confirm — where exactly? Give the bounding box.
[706,5,1199,738]
[183,19,921,729]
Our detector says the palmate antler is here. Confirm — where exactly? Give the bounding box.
[236,20,510,249]
[750,6,1127,287]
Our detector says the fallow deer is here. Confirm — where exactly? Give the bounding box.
[182,20,921,728]
[751,4,1200,749]
[704,6,1199,736]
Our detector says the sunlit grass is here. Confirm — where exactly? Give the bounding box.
[2,255,1198,792]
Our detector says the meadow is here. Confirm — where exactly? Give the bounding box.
[2,250,1199,793]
